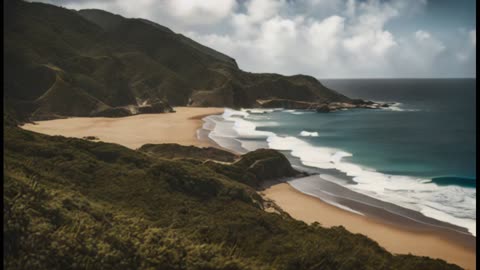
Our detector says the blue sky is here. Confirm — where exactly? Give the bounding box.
[387,0,475,38]
[38,0,476,78]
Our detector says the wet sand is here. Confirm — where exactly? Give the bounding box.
[261,181,476,270]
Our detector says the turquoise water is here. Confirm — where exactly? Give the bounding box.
[204,79,476,235]
[254,104,476,186]
[319,78,476,184]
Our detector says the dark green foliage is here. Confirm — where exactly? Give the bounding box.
[90,107,132,117]
[3,127,462,270]
[234,149,299,181]
[204,161,259,187]
[4,0,350,122]
[139,143,237,162]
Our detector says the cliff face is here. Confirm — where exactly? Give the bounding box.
[4,0,351,121]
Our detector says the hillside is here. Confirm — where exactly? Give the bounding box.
[4,0,352,122]
[3,125,462,270]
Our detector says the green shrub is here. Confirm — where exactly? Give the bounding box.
[3,127,462,270]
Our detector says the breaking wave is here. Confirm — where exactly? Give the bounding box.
[202,108,476,236]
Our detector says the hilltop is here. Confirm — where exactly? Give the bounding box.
[4,1,460,269]
[4,0,357,122]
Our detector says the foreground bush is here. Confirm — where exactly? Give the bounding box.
[3,127,462,270]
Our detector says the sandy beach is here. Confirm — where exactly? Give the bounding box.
[21,107,225,149]
[21,107,475,270]
[261,182,476,270]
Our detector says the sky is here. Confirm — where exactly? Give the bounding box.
[36,0,476,78]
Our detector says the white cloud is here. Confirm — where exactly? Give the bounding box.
[345,0,356,18]
[414,30,445,54]
[452,29,476,76]
[246,0,284,23]
[394,30,445,74]
[34,0,476,78]
[165,0,237,24]
[189,0,432,77]
[415,30,431,41]
[470,29,476,46]
[307,16,344,59]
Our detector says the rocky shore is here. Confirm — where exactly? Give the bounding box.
[256,98,392,113]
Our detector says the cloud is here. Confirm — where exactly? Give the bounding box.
[33,0,476,78]
[165,0,237,24]
[452,29,476,73]
[245,0,284,22]
[189,0,416,77]
[414,30,445,54]
[470,30,476,46]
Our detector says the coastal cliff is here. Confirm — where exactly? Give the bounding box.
[4,0,381,122]
[4,1,463,269]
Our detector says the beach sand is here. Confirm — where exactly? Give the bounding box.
[261,182,476,270]
[21,107,224,149]
[21,107,476,269]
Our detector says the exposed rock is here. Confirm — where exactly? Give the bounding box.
[315,104,330,113]
[234,149,299,181]
[82,136,99,141]
[91,107,132,117]
[137,101,174,114]
[90,101,175,117]
[257,98,390,113]
[256,99,318,109]
[351,99,367,105]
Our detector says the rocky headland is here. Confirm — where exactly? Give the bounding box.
[256,98,393,113]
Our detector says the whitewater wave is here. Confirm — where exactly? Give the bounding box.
[242,108,283,114]
[267,134,476,236]
[300,131,319,137]
[380,102,420,112]
[205,108,476,236]
[284,109,314,115]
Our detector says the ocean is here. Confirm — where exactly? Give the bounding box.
[200,78,476,236]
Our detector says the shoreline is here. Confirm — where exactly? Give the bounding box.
[21,107,225,150]
[21,107,476,269]
[200,112,475,269]
[260,181,476,270]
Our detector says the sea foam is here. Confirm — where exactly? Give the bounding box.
[300,131,319,137]
[206,108,476,236]
[379,102,420,112]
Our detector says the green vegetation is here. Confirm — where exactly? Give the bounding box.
[2,1,465,269]
[4,127,462,269]
[139,143,238,163]
[233,149,299,181]
[4,0,350,122]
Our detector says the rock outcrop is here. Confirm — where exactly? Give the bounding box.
[256,98,392,113]
[234,149,299,181]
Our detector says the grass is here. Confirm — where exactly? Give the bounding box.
[3,126,463,270]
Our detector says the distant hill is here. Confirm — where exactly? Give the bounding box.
[4,0,351,122]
